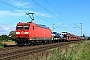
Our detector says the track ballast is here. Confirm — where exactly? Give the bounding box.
[0,40,83,60]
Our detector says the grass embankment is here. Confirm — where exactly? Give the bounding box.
[47,40,90,60]
[0,40,4,48]
[0,40,90,60]
[24,40,90,60]
[0,40,13,48]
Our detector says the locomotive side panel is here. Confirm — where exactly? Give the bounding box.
[28,22,52,40]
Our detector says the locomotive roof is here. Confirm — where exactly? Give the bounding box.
[36,24,49,29]
[17,22,30,25]
[17,22,50,29]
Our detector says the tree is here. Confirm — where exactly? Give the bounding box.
[0,35,9,41]
[88,37,90,40]
[0,36,3,40]
[8,31,15,40]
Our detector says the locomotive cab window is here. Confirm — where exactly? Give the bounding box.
[23,24,30,30]
[24,26,30,30]
[16,26,23,30]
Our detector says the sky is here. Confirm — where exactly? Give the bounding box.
[0,0,90,36]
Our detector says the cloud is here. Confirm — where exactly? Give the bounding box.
[0,10,51,35]
[34,12,52,17]
[0,10,51,17]
[0,10,25,17]
[0,23,15,35]
[16,10,52,17]
[13,0,31,8]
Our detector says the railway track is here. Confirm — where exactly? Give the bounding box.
[0,40,83,60]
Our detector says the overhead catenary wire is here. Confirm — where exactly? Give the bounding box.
[45,0,85,36]
[0,0,69,26]
[0,0,27,13]
[5,0,80,30]
[45,0,86,36]
[0,0,81,28]
[18,0,54,24]
[32,0,64,21]
[0,0,85,36]
[18,0,49,23]
[45,0,81,29]
[32,0,76,28]
[0,0,54,24]
[45,0,62,16]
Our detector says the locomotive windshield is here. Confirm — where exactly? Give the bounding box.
[16,26,23,30]
[16,24,30,30]
[23,24,30,30]
[23,26,29,30]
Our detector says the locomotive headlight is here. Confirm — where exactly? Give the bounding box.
[24,32,29,34]
[16,32,20,34]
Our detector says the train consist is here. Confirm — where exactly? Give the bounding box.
[15,22,84,46]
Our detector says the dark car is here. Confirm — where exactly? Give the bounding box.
[52,32,60,38]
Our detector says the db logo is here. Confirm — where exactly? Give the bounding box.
[21,31,24,34]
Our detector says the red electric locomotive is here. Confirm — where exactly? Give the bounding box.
[15,22,52,45]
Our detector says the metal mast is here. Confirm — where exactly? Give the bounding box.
[80,23,82,36]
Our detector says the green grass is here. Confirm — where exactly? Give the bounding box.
[1,40,90,60]
[7,40,13,42]
[26,40,90,60]
[0,40,4,48]
[47,40,90,60]
[0,40,13,48]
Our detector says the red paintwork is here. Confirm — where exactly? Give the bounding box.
[15,22,52,40]
[15,23,29,38]
[65,33,81,41]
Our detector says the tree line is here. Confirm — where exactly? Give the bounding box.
[88,37,90,40]
[0,31,15,41]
